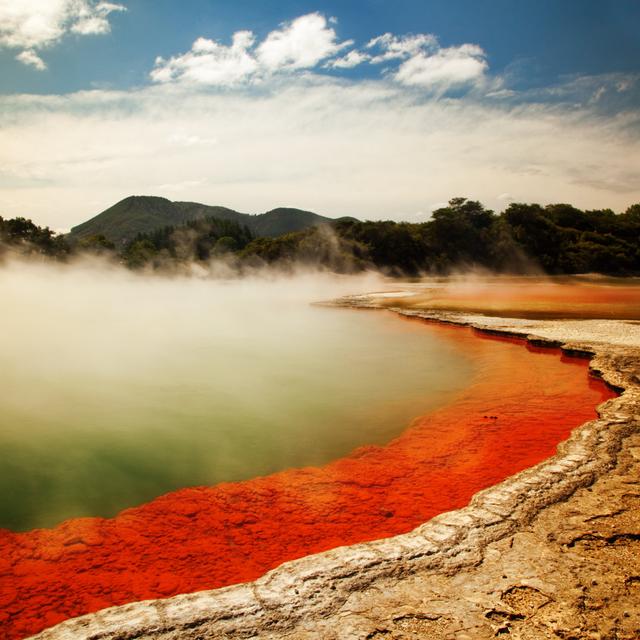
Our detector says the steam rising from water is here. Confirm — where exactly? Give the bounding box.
[0,260,473,530]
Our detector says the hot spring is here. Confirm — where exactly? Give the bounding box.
[0,263,616,640]
[0,263,472,531]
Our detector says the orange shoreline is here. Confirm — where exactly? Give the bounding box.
[379,279,640,320]
[0,316,617,639]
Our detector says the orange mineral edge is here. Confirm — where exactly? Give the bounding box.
[0,317,617,639]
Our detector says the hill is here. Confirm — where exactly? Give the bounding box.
[69,196,354,245]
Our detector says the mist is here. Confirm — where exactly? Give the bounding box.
[0,259,473,530]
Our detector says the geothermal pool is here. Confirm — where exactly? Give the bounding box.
[0,268,473,532]
[0,266,618,639]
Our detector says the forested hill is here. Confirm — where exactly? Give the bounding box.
[3,198,639,276]
[68,195,355,245]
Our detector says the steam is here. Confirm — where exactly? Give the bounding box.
[0,259,472,530]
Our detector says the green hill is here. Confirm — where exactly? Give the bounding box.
[251,207,339,236]
[69,196,354,245]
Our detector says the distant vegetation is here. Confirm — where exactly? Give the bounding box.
[2,197,639,276]
[239,198,640,276]
[0,216,71,260]
[121,216,253,269]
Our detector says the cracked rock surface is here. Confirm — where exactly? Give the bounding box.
[283,429,640,640]
[30,304,640,640]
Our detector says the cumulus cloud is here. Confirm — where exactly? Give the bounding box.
[256,13,349,70]
[151,12,349,86]
[149,13,488,94]
[325,50,369,69]
[357,33,488,90]
[395,44,488,90]
[151,31,258,86]
[71,1,125,35]
[15,49,46,71]
[366,33,438,62]
[0,0,125,68]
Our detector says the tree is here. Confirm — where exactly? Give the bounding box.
[77,234,116,255]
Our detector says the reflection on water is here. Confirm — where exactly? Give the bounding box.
[0,264,473,530]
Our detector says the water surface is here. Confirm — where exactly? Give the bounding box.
[0,317,615,640]
[0,264,473,530]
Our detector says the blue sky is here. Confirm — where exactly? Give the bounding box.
[2,1,640,94]
[0,1,639,228]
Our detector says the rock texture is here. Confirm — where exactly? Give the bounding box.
[29,302,640,640]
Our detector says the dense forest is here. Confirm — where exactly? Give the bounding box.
[0,216,71,260]
[121,216,254,269]
[2,198,639,276]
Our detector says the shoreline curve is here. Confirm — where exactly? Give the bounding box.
[26,300,640,640]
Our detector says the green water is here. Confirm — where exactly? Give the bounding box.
[0,266,474,531]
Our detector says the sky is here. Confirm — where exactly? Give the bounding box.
[1,0,639,230]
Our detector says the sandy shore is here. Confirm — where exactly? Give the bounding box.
[30,296,640,640]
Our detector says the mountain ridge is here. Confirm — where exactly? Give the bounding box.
[69,196,356,245]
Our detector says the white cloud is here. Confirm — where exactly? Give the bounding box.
[152,12,352,86]
[0,0,125,67]
[149,14,491,96]
[0,0,68,49]
[326,30,488,93]
[395,44,488,90]
[71,1,124,36]
[15,49,46,71]
[1,80,639,228]
[256,12,349,70]
[366,33,438,62]
[325,49,369,69]
[151,31,258,86]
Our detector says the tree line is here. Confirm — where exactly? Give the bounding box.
[2,198,639,276]
[238,198,640,275]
